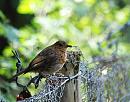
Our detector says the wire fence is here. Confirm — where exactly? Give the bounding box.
[19,76,66,102]
[1,47,130,102]
[13,53,130,102]
[80,55,130,102]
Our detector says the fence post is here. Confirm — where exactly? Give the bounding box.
[60,51,81,102]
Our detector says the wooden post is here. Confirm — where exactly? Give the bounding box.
[60,51,81,102]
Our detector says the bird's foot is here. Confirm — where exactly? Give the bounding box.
[26,74,42,89]
[34,75,42,88]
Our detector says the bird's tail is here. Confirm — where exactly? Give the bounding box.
[10,68,29,82]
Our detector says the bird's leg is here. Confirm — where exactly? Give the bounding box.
[34,74,43,88]
[26,75,39,87]
[26,74,43,88]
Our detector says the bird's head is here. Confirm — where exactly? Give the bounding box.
[53,40,72,48]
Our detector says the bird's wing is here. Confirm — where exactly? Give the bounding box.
[28,47,57,70]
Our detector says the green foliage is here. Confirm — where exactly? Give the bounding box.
[0,0,130,101]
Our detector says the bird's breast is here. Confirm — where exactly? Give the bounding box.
[56,50,67,64]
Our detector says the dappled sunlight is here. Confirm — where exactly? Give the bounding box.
[0,0,130,101]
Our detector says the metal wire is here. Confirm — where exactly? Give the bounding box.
[80,56,130,102]
[16,51,130,102]
[18,76,66,102]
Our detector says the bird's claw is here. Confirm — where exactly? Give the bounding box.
[26,74,42,89]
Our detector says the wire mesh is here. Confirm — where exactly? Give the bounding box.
[18,75,66,102]
[80,55,130,102]
[15,53,130,102]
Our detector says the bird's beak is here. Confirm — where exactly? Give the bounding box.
[67,45,72,47]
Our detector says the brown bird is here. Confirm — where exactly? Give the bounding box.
[11,40,72,79]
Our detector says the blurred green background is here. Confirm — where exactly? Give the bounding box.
[0,0,130,101]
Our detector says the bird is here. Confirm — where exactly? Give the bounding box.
[11,40,72,80]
